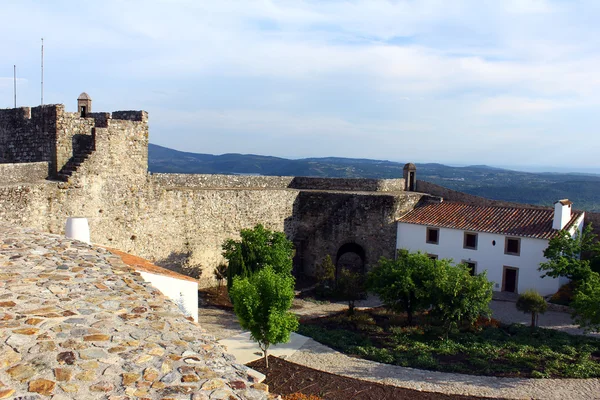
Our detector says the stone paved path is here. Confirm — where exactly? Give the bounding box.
[0,224,270,399]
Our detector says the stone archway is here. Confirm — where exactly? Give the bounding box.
[335,242,366,277]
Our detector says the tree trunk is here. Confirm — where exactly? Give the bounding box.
[261,342,270,369]
[531,312,536,329]
[348,300,355,316]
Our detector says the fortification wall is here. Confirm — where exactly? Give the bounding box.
[289,176,405,192]
[0,162,48,184]
[55,110,95,173]
[152,173,294,189]
[0,102,417,286]
[0,106,59,173]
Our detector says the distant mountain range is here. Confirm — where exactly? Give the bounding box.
[149,144,600,212]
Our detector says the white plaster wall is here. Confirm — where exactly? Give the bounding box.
[139,272,198,322]
[396,223,562,296]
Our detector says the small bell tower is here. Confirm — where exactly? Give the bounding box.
[77,92,92,117]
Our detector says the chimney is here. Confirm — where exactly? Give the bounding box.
[553,199,572,230]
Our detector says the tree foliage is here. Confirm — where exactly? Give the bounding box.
[222,224,294,288]
[428,263,493,333]
[315,255,335,288]
[539,224,599,282]
[367,251,435,325]
[337,268,367,315]
[516,289,547,328]
[229,266,298,368]
[368,251,492,331]
[572,271,600,333]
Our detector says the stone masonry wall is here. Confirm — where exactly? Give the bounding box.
[0,105,59,174]
[0,162,48,184]
[0,103,418,287]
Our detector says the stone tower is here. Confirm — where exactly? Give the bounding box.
[77,92,92,117]
[403,163,416,191]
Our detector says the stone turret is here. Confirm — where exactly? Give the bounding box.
[403,162,416,191]
[77,92,92,117]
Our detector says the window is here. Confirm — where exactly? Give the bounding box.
[463,232,478,250]
[505,237,520,256]
[428,254,438,260]
[426,227,439,244]
[463,261,477,276]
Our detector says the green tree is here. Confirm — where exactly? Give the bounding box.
[539,224,599,282]
[428,262,493,334]
[572,271,600,333]
[367,251,435,325]
[516,289,548,329]
[229,266,298,368]
[315,255,335,289]
[222,224,294,288]
[337,268,366,316]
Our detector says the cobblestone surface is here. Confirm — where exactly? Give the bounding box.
[0,224,270,399]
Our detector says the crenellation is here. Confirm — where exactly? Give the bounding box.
[112,110,148,122]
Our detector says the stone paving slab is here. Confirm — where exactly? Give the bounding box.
[218,332,309,365]
[0,224,271,399]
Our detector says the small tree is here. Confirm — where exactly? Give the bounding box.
[213,263,228,290]
[337,268,366,316]
[572,271,600,333]
[229,266,298,368]
[222,224,294,289]
[367,251,435,325]
[516,289,547,329]
[539,224,599,282]
[315,255,335,289]
[428,262,493,334]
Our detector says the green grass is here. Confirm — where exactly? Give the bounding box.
[297,311,600,378]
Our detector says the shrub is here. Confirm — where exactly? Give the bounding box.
[428,263,493,334]
[229,267,298,368]
[516,289,548,328]
[315,255,335,288]
[549,282,576,306]
[367,251,435,325]
[213,262,228,289]
[572,271,600,333]
[336,268,367,315]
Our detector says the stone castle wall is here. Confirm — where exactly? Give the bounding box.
[0,103,414,286]
[0,162,48,184]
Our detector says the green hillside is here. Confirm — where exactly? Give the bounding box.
[149,144,600,211]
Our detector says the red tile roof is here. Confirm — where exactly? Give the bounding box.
[398,202,583,240]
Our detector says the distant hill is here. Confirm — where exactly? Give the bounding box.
[149,144,600,212]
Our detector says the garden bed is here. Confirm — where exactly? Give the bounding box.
[247,356,491,400]
[297,308,600,379]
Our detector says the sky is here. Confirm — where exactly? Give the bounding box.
[2,0,600,172]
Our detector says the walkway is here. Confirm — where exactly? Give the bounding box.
[199,296,600,399]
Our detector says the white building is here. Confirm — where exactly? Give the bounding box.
[396,200,585,296]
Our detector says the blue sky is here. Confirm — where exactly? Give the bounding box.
[2,0,600,172]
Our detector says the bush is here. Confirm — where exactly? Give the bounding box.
[315,255,335,288]
[428,263,493,334]
[367,251,435,325]
[549,282,576,306]
[229,267,298,368]
[336,268,367,315]
[516,289,547,328]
